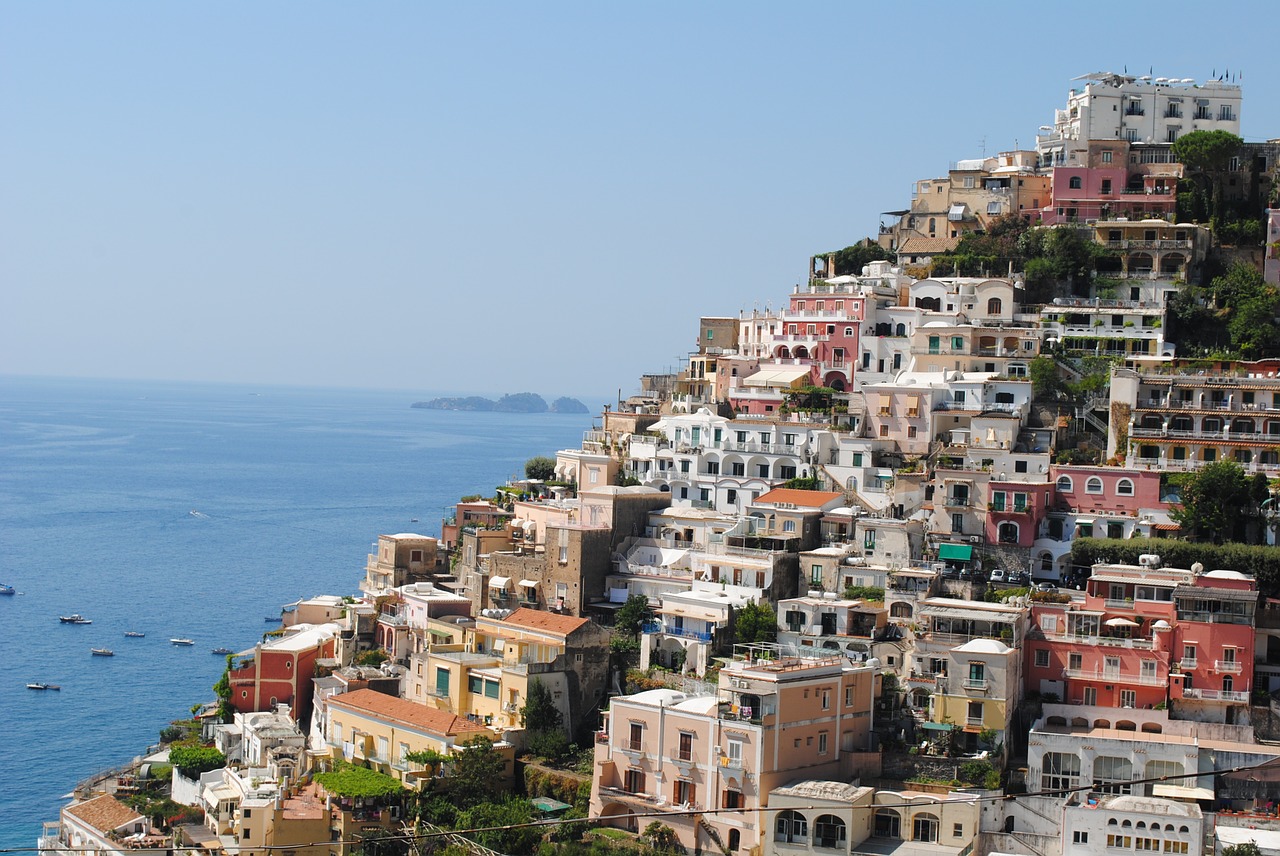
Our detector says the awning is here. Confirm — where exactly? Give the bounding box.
[1106,617,1139,628]
[1154,523,1181,531]
[921,721,955,731]
[488,576,511,589]
[938,543,973,562]
[428,628,453,639]
[948,203,967,221]
[518,580,539,589]
[1152,784,1214,801]
[1074,518,1095,526]
[743,366,812,388]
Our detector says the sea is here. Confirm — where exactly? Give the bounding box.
[0,376,595,847]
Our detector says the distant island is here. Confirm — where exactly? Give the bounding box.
[412,393,589,414]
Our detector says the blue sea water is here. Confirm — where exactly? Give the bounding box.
[0,376,592,847]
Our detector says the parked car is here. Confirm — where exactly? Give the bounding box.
[1035,582,1059,593]
[989,569,1007,584]
[1008,571,1029,586]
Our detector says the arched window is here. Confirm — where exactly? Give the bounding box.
[912,812,940,843]
[1040,553,1055,572]
[998,521,1019,544]
[814,815,847,849]
[987,297,1003,315]
[890,602,913,619]
[895,323,907,336]
[845,327,854,337]
[1069,176,1082,189]
[1056,476,1074,492]
[928,217,937,234]
[874,809,901,839]
[1116,478,1134,496]
[775,811,807,843]
[783,520,796,533]
[1086,477,1103,494]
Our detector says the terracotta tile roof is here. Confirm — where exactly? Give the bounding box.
[898,236,960,255]
[753,488,845,508]
[328,688,489,737]
[65,795,144,833]
[502,607,588,636]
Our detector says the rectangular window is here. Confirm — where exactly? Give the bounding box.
[378,736,389,761]
[1068,652,1082,670]
[678,732,693,762]
[727,739,742,764]
[624,769,645,793]
[1035,649,1050,668]
[1074,831,1089,844]
[1120,689,1136,708]
[863,530,876,550]
[811,564,823,584]
[468,674,483,694]
[1083,686,1097,705]
[821,689,830,710]
[675,780,696,806]
[629,723,643,752]
[485,679,500,699]
[818,732,828,754]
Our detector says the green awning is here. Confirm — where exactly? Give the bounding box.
[531,797,573,814]
[921,721,955,731]
[938,543,973,562]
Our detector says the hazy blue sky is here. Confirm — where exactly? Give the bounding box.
[4,2,1277,400]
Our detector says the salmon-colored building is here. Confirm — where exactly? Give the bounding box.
[591,645,879,854]
[1024,561,1256,722]
[226,623,340,725]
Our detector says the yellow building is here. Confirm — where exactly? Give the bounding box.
[324,688,514,788]
[422,608,610,736]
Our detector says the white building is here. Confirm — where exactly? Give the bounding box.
[1037,72,1242,166]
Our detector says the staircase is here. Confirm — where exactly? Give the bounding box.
[695,814,730,856]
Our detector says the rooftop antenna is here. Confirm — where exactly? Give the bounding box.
[979,136,987,157]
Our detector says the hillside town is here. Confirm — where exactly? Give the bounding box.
[38,70,1280,856]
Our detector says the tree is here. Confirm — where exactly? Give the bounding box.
[1170,460,1263,544]
[824,242,890,277]
[614,594,652,636]
[1173,130,1243,222]
[525,456,556,481]
[733,601,777,645]
[642,821,686,856]
[1028,355,1066,400]
[522,679,570,760]
[1224,844,1262,856]
[457,799,541,855]
[438,736,506,804]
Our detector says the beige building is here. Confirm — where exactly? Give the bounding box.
[763,781,981,856]
[360,533,442,598]
[591,645,879,853]
[39,796,163,856]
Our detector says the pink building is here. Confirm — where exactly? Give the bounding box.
[985,480,1053,548]
[773,291,866,391]
[1023,562,1255,722]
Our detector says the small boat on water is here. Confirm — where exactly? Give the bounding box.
[59,614,92,624]
[124,631,145,638]
[91,648,114,657]
[170,638,195,646]
[211,647,233,655]
[27,682,61,691]
[264,617,278,622]
[0,583,15,595]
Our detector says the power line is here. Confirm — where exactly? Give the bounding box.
[9,756,1278,854]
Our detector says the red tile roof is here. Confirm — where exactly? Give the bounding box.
[502,607,588,636]
[64,795,144,834]
[753,488,845,508]
[328,688,489,737]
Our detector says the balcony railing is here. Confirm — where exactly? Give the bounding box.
[1179,658,1198,671]
[1063,668,1165,686]
[962,678,989,691]
[966,716,985,727]
[1182,687,1249,703]
[1215,660,1243,674]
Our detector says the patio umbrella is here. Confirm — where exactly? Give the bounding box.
[1105,617,1139,627]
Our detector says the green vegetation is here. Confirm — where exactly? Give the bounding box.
[818,241,891,278]
[781,476,821,490]
[354,648,390,667]
[522,679,571,761]
[642,821,686,856]
[842,585,885,602]
[525,456,557,481]
[314,762,404,799]
[1070,537,1280,597]
[1167,263,1280,358]
[958,759,1002,789]
[614,594,652,636]
[167,744,227,779]
[733,601,777,644]
[1170,460,1275,544]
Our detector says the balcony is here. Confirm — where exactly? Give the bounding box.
[1215,660,1243,674]
[944,496,972,508]
[1063,668,1165,686]
[1182,687,1249,703]
[962,678,989,691]
[966,716,985,727]
[1179,658,1198,671]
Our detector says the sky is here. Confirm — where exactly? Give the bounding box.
[4,1,1278,400]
